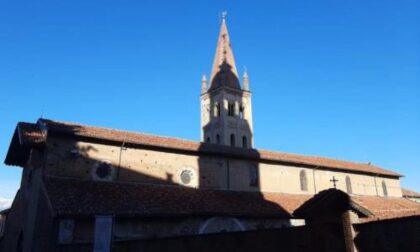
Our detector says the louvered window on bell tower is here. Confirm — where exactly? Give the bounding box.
[228,102,235,116]
[239,106,244,119]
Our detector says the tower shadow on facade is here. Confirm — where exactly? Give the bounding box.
[0,15,294,251]
[2,117,295,251]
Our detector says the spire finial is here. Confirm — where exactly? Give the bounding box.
[201,74,207,94]
[221,11,227,23]
[243,66,248,78]
[243,66,249,91]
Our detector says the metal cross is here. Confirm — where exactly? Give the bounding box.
[330,176,339,189]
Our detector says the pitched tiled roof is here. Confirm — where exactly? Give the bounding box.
[4,122,45,166]
[16,122,45,146]
[43,177,419,222]
[351,195,420,222]
[43,177,310,218]
[294,189,373,218]
[402,188,420,198]
[294,189,420,223]
[5,119,401,177]
[41,119,400,177]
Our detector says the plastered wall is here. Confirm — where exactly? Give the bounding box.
[44,136,402,197]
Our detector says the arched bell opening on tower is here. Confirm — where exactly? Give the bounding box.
[200,14,254,148]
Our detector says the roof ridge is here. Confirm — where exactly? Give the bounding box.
[7,118,399,177]
[39,118,198,144]
[258,148,379,168]
[42,119,384,168]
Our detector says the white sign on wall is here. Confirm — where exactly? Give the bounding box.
[94,215,113,252]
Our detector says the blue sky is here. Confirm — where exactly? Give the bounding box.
[0,0,418,200]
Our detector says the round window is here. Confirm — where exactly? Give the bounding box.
[96,162,111,179]
[180,170,193,185]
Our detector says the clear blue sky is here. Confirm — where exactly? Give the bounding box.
[0,0,418,199]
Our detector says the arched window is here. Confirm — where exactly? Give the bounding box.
[239,106,244,119]
[230,134,235,147]
[206,137,210,143]
[300,170,308,191]
[199,217,245,234]
[215,103,221,117]
[228,102,235,116]
[345,176,352,194]
[216,134,220,144]
[382,180,388,197]
[242,136,247,148]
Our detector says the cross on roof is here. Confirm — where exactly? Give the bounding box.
[330,176,339,189]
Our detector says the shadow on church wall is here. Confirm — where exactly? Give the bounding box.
[2,60,290,250]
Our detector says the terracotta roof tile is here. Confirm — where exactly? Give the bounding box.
[17,122,45,146]
[4,122,45,166]
[351,195,420,222]
[294,189,373,218]
[43,177,418,222]
[43,177,310,218]
[402,188,420,198]
[36,119,400,177]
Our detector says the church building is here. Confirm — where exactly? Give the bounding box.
[1,15,419,252]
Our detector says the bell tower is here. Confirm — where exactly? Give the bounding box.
[201,13,254,148]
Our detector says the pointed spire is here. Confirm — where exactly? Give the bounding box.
[243,67,249,91]
[201,74,207,94]
[208,12,241,91]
